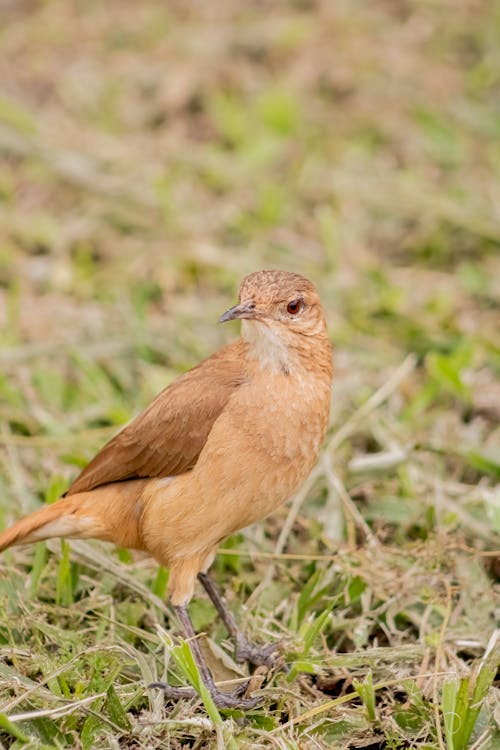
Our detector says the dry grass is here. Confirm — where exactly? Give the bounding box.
[0,1,499,748]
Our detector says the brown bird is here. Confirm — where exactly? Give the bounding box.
[0,269,333,708]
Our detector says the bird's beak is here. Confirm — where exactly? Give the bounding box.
[219,300,256,324]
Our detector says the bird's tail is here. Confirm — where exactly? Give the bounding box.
[0,480,149,553]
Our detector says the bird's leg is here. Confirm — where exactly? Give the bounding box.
[198,572,282,668]
[151,604,260,709]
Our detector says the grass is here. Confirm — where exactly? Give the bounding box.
[0,1,499,748]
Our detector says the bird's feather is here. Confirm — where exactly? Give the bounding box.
[67,340,248,495]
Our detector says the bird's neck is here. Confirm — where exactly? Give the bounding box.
[242,320,295,374]
[241,320,332,378]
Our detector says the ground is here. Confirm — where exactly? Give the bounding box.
[0,1,499,748]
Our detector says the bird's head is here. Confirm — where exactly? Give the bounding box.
[219,270,330,374]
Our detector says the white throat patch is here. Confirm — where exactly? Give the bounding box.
[241,320,296,374]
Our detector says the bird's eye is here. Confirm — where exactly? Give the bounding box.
[286,299,302,315]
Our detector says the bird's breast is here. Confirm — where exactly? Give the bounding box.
[243,373,328,461]
[190,368,331,533]
[142,366,332,563]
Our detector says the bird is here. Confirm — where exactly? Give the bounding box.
[0,269,333,709]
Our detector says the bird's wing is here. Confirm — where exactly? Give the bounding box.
[66,340,248,495]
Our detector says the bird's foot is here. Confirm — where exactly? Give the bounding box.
[209,688,260,709]
[236,636,283,669]
[149,679,260,709]
[197,573,285,672]
[149,682,197,700]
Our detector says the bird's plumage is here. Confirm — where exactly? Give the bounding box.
[0,269,333,610]
[66,340,248,495]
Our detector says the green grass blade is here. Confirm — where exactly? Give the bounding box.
[105,684,131,731]
[353,671,377,723]
[55,539,73,607]
[0,713,31,743]
[171,639,223,725]
[29,541,48,597]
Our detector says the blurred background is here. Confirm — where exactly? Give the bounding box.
[0,2,499,746]
[1,0,498,499]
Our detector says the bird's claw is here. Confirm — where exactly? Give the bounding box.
[148,682,197,700]
[211,690,260,709]
[149,680,260,709]
[236,637,283,669]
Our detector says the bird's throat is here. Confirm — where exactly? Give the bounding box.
[241,320,296,375]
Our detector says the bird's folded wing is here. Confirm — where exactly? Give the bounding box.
[66,340,248,495]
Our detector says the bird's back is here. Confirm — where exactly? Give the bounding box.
[67,339,249,495]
